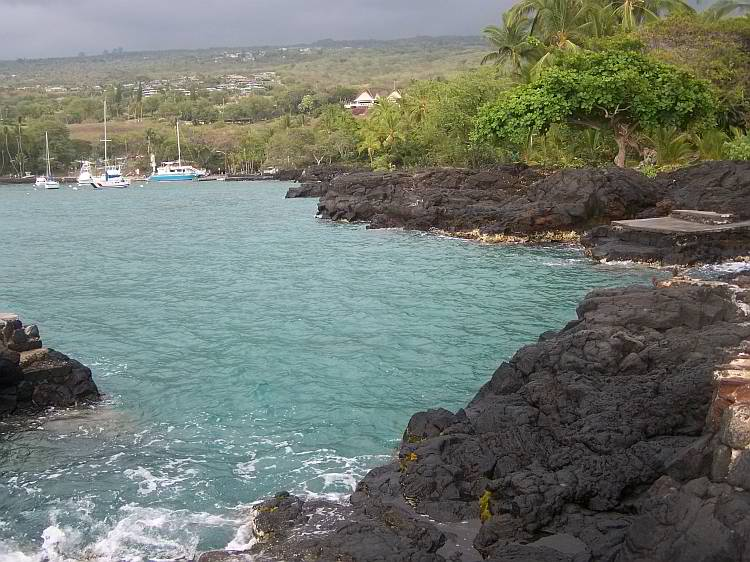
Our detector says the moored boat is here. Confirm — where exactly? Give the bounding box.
[148,121,206,182]
[38,132,60,189]
[148,162,206,182]
[90,99,131,189]
[77,161,94,185]
[91,166,130,189]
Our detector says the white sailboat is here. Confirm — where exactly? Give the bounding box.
[148,121,206,182]
[91,99,130,189]
[36,132,59,189]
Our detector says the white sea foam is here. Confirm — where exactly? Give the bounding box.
[0,505,239,562]
[224,509,258,551]
[694,260,750,276]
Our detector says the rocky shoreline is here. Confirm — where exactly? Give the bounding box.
[201,274,750,562]
[0,314,98,418]
[285,160,750,266]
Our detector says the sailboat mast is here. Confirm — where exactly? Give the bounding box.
[176,120,182,166]
[45,132,51,178]
[103,99,108,165]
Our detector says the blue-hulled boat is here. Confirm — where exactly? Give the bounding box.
[148,121,206,182]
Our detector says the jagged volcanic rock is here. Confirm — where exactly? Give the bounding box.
[656,160,750,219]
[315,161,750,264]
[318,165,548,232]
[285,165,369,198]
[0,315,99,417]
[204,280,750,561]
[582,223,750,265]
[317,166,657,235]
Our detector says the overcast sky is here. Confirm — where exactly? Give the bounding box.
[0,0,510,59]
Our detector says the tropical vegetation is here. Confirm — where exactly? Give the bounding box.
[2,3,750,176]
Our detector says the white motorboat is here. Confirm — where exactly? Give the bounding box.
[91,166,130,189]
[77,161,94,185]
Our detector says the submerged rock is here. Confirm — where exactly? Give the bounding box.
[0,315,99,418]
[214,279,750,561]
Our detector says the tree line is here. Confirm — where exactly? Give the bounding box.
[2,1,749,176]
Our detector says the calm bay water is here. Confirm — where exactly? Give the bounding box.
[0,181,658,561]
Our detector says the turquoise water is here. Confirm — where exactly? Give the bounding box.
[0,181,658,561]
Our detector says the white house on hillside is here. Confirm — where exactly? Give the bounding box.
[345,90,377,109]
[345,89,402,114]
[387,90,402,103]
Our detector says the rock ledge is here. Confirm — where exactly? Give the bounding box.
[0,315,99,418]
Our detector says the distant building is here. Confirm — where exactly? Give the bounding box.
[344,89,402,115]
[345,90,377,110]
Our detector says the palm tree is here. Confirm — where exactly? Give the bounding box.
[585,0,620,38]
[508,0,593,78]
[646,125,695,165]
[610,0,694,31]
[693,128,729,160]
[371,102,406,148]
[512,0,592,49]
[358,130,382,164]
[402,94,430,126]
[482,11,537,73]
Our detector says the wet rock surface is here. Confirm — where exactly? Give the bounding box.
[0,314,98,418]
[202,279,750,561]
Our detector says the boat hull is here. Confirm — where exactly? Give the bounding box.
[148,174,200,182]
[91,180,130,189]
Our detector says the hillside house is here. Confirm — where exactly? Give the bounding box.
[345,89,402,115]
[345,90,377,109]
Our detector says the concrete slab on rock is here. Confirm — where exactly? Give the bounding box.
[612,215,750,234]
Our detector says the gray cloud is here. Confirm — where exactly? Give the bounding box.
[0,0,508,59]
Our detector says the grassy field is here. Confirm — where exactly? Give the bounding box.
[68,119,266,149]
[68,120,154,143]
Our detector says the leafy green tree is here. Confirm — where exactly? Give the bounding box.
[265,126,316,168]
[298,94,317,115]
[408,68,510,166]
[357,131,382,165]
[356,102,409,167]
[237,131,269,172]
[316,105,361,161]
[474,48,717,166]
